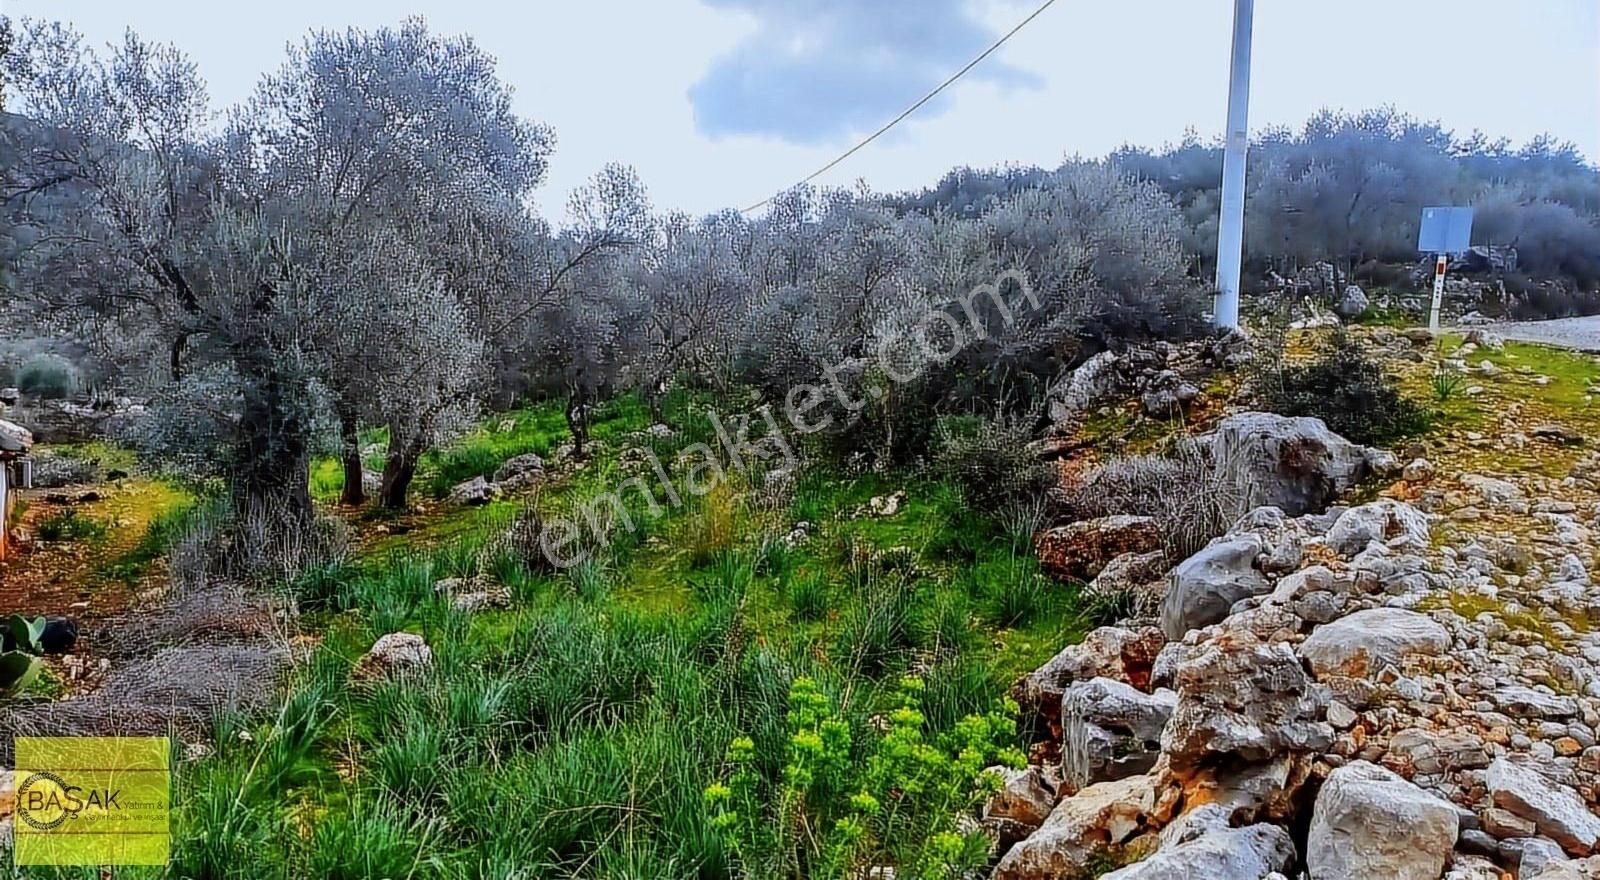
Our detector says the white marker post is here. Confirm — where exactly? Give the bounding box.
[1428,254,1448,333]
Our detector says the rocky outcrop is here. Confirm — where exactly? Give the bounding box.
[1207,412,1394,516]
[1306,760,1459,880]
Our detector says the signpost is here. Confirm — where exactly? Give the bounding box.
[1418,206,1474,333]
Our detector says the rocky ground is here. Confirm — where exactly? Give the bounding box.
[991,328,1600,879]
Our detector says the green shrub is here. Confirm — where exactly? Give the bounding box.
[35,508,108,543]
[933,413,1052,515]
[1258,329,1432,446]
[704,675,1022,879]
[16,356,78,399]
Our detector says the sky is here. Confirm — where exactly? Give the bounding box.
[9,0,1599,220]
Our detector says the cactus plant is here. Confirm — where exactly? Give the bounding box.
[5,613,45,654]
[1,614,47,697]
[0,650,42,697]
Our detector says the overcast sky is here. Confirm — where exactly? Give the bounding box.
[11,0,1599,220]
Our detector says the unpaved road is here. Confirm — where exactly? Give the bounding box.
[1485,315,1600,352]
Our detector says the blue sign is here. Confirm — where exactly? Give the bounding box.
[1418,206,1474,255]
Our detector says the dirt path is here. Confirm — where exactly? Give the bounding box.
[0,470,186,621]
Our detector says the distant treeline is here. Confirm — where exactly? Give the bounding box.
[891,108,1600,287]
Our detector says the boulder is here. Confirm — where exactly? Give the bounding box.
[1325,500,1431,556]
[1160,536,1269,640]
[1305,760,1459,880]
[355,632,432,680]
[1013,626,1167,728]
[1208,412,1389,517]
[1336,284,1370,318]
[1162,632,1332,773]
[448,476,498,506]
[982,765,1059,847]
[1298,608,1449,679]
[1061,678,1177,788]
[1036,516,1162,582]
[0,419,32,455]
[993,774,1157,880]
[491,453,545,491]
[1100,823,1296,880]
[1486,757,1600,855]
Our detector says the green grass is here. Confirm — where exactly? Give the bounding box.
[73,391,1092,880]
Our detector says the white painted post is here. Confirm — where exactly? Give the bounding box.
[1428,254,1448,333]
[1213,0,1254,331]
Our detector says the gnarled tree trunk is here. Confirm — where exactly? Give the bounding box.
[337,408,365,506]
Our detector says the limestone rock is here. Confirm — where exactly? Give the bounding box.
[1305,760,1459,880]
[1100,823,1296,880]
[1207,412,1389,517]
[1487,757,1600,855]
[992,774,1157,880]
[1160,536,1269,640]
[1061,678,1177,788]
[1298,608,1449,679]
[1036,516,1162,582]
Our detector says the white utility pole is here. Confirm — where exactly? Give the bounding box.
[1213,0,1254,331]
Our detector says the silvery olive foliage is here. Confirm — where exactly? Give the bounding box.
[6,13,1591,528]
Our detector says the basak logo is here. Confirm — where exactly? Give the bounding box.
[16,772,124,831]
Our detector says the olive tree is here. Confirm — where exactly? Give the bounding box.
[2,21,326,526]
[238,19,551,508]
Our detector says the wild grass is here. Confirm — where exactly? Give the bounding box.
[135,391,1087,880]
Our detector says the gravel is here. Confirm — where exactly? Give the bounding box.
[1483,316,1600,353]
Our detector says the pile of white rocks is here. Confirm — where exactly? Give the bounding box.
[994,418,1600,878]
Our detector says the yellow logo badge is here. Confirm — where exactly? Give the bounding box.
[13,737,171,865]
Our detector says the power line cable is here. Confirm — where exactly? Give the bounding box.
[739,0,1061,214]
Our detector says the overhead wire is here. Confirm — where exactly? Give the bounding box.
[739,0,1061,214]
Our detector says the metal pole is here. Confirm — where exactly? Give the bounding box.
[1429,253,1448,333]
[1213,0,1254,331]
